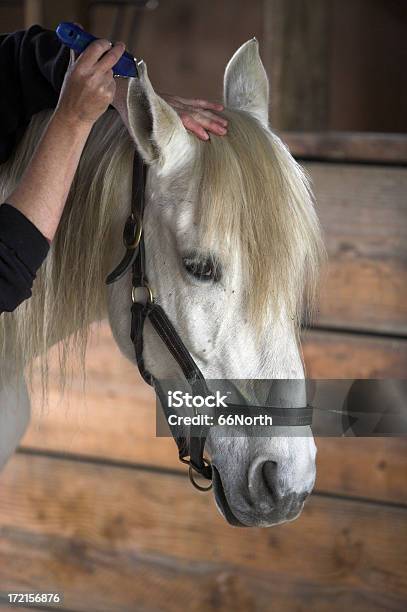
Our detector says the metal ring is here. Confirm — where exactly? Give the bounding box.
[188,461,213,492]
[125,222,143,250]
[132,284,153,304]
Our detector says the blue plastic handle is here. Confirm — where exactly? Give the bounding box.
[56,22,138,77]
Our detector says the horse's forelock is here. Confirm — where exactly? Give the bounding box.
[195,109,325,332]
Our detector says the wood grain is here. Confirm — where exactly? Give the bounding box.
[24,0,43,28]
[283,132,407,164]
[0,606,49,612]
[19,323,407,504]
[0,453,406,612]
[263,0,330,130]
[315,438,407,504]
[302,330,407,378]
[304,162,407,335]
[91,0,264,100]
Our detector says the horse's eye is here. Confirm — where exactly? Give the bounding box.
[182,254,221,282]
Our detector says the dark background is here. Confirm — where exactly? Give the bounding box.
[2,0,407,132]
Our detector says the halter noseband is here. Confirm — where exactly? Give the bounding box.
[106,152,312,491]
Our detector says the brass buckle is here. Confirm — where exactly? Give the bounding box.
[132,284,153,304]
[124,215,142,250]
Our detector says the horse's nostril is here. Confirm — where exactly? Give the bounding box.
[261,462,310,507]
[298,491,309,504]
[262,460,279,498]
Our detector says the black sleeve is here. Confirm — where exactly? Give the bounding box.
[0,203,50,314]
[0,25,69,164]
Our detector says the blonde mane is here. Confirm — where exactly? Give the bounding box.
[196,109,324,330]
[0,107,323,393]
[0,110,133,392]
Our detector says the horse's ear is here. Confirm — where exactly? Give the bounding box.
[223,38,269,127]
[126,61,191,166]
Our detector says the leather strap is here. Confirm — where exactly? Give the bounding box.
[130,299,212,479]
[106,152,212,479]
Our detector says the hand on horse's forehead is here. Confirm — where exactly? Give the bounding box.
[112,78,228,141]
[159,93,228,141]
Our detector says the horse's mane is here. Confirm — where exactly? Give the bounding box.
[0,106,324,394]
[0,110,133,392]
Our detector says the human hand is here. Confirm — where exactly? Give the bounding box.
[112,80,227,141]
[160,94,228,140]
[55,39,126,127]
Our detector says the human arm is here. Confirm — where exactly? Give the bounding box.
[0,39,125,313]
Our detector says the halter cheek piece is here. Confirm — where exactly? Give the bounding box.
[106,152,313,492]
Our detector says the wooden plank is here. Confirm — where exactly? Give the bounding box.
[19,323,407,504]
[1,533,402,612]
[0,604,49,612]
[42,0,90,30]
[90,0,264,101]
[0,606,49,612]
[303,330,407,378]
[263,0,331,131]
[24,0,89,31]
[305,163,407,335]
[1,538,403,612]
[328,0,407,134]
[282,132,407,165]
[316,438,407,504]
[24,0,44,28]
[22,323,177,469]
[267,1,406,134]
[0,453,406,612]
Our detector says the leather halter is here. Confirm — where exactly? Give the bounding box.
[106,152,312,491]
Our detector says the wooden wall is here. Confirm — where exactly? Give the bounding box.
[0,321,405,611]
[3,0,406,132]
[1,144,406,610]
[300,152,407,379]
[0,1,406,611]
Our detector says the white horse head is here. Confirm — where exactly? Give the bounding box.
[0,40,324,527]
[107,40,324,526]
